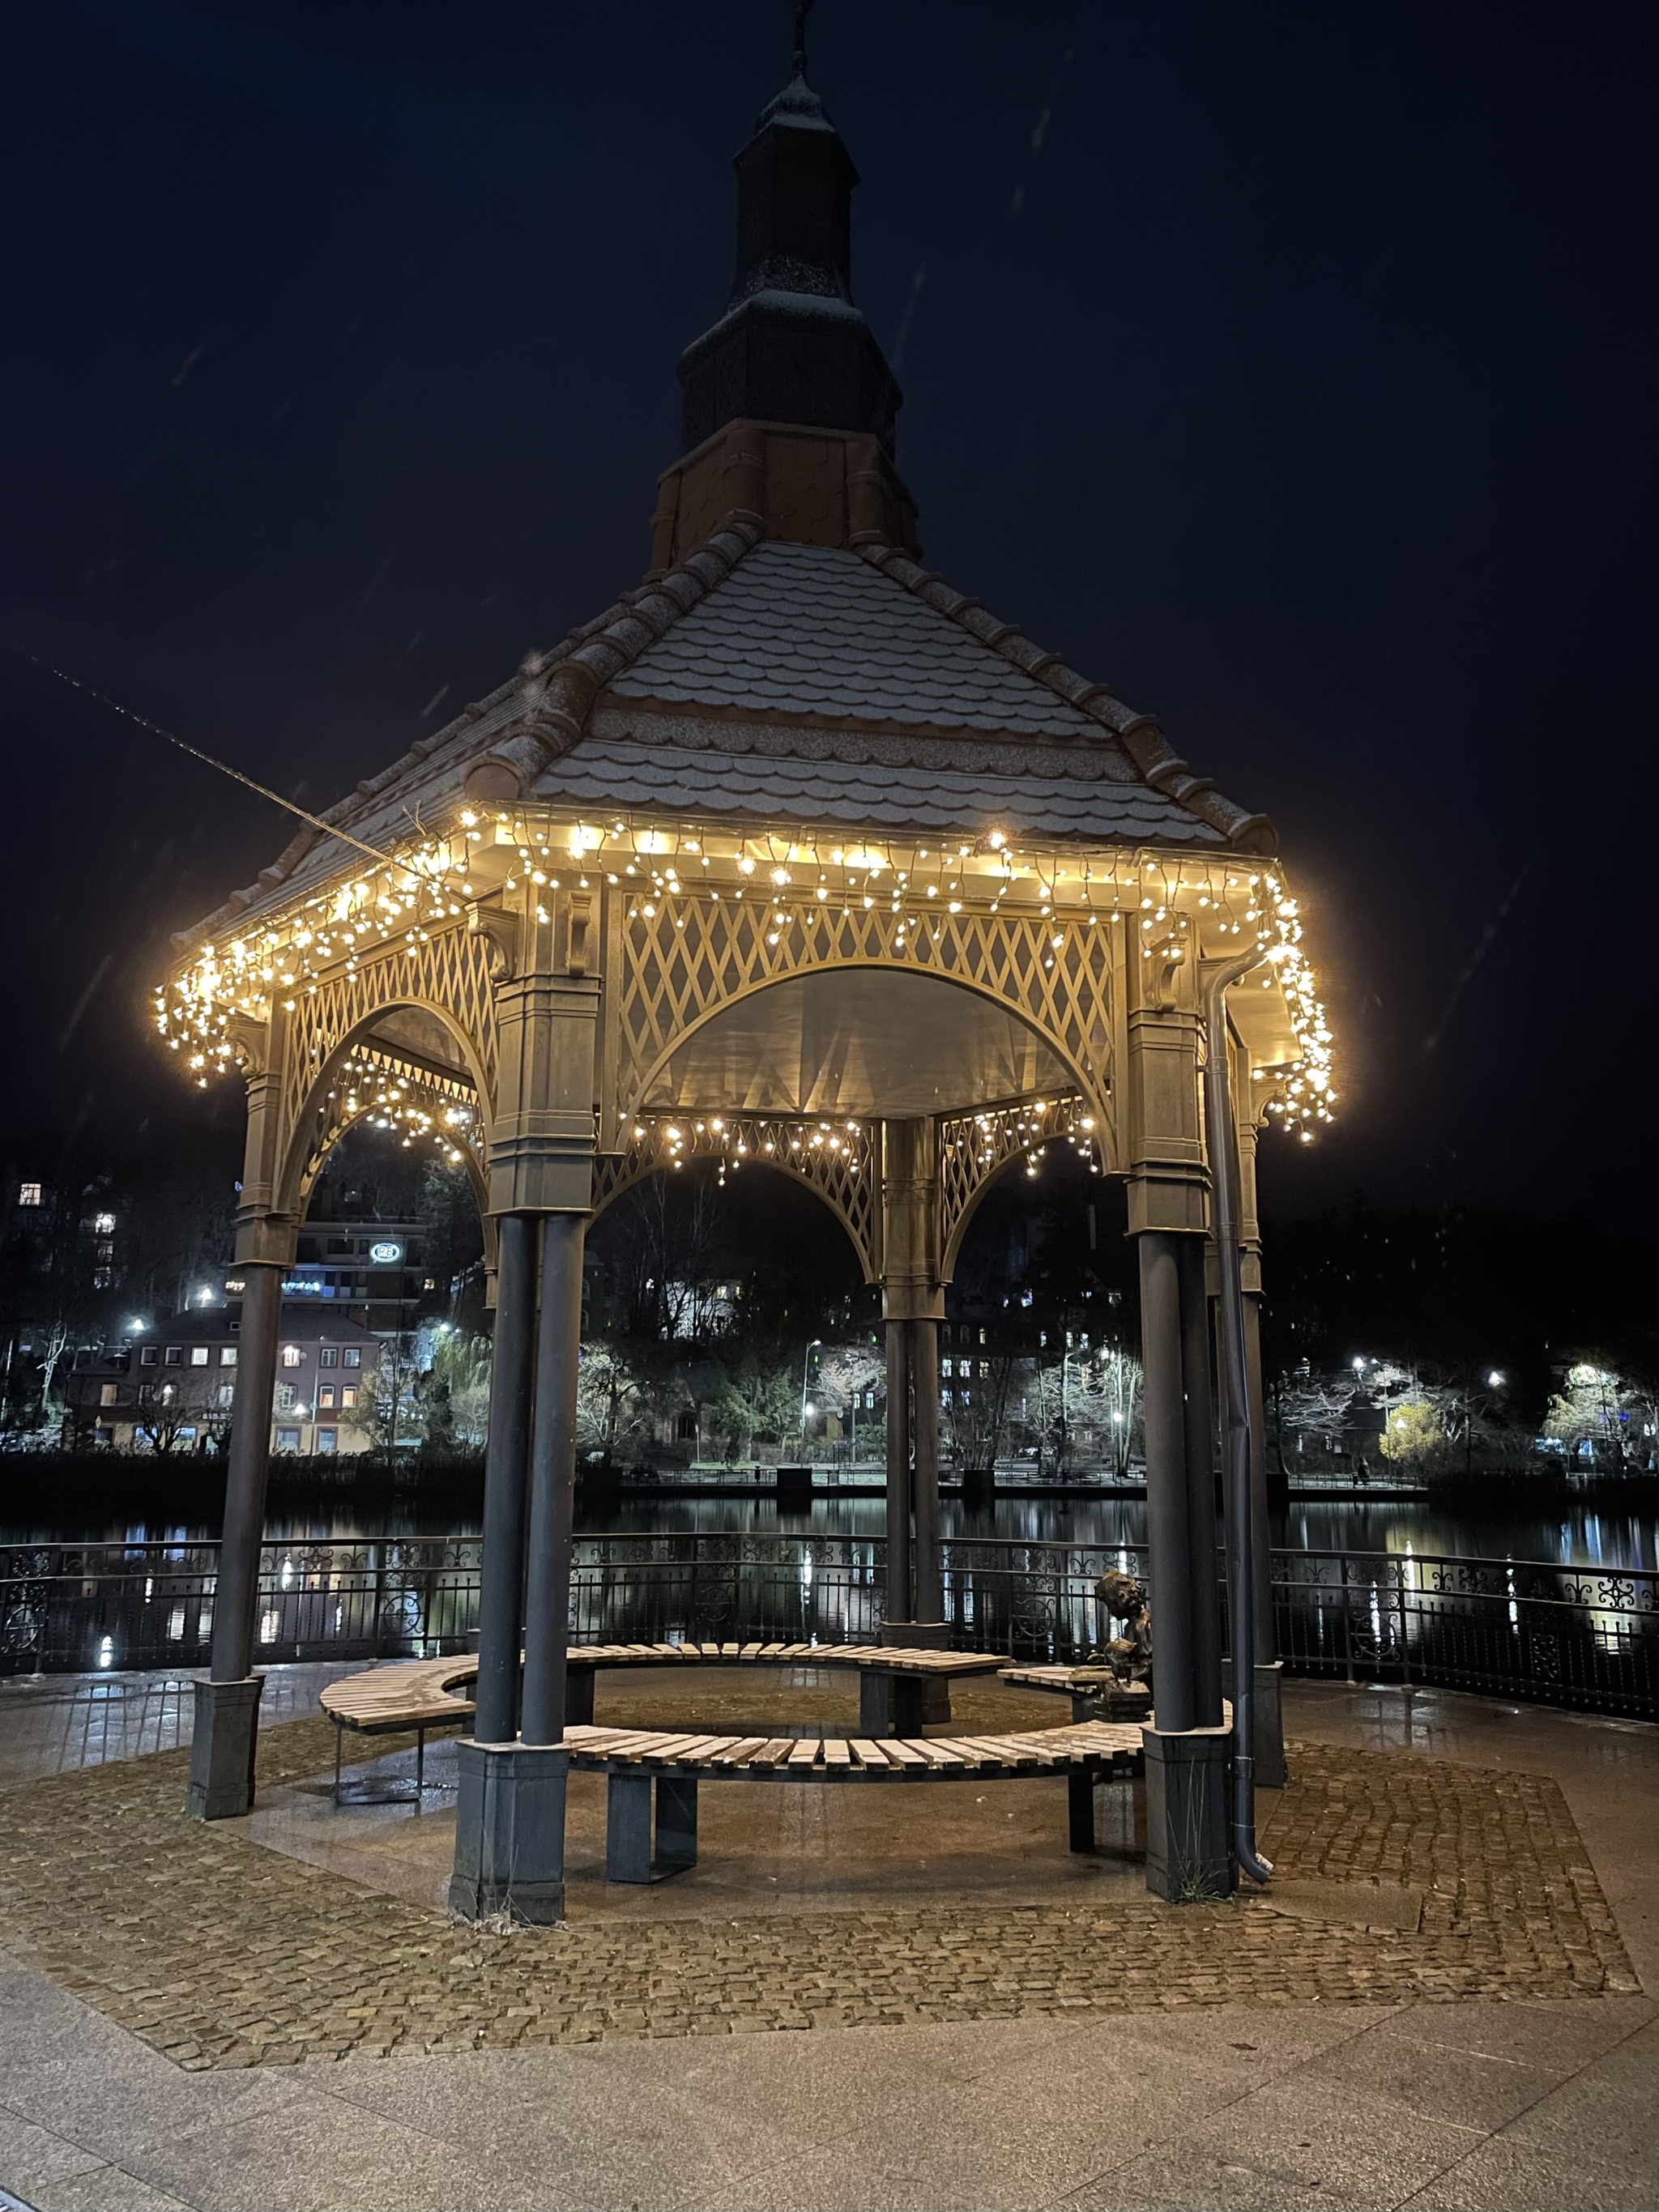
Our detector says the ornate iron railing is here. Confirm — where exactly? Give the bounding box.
[0,1535,1653,1718]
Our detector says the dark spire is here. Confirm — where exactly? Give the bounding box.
[676,25,902,458]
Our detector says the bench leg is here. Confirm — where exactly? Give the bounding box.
[859,1672,892,1737]
[606,1773,698,1883]
[655,1777,698,1876]
[416,1728,426,1796]
[1068,1767,1097,1853]
[566,1669,595,1728]
[891,1676,931,1734]
[334,1720,343,1807]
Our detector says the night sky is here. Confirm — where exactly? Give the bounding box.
[5,4,1656,1231]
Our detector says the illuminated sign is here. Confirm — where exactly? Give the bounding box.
[368,1240,404,1265]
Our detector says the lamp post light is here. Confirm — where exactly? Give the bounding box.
[799,1338,822,1451]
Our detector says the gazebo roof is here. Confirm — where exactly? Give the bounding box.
[183,54,1274,949]
[188,522,1273,946]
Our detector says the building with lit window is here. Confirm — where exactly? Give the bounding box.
[64,1306,380,1454]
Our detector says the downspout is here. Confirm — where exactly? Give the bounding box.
[1201,952,1275,1887]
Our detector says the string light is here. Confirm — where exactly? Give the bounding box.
[159,812,1336,1141]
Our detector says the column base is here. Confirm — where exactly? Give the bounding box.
[185,1676,264,1821]
[1221,1658,1286,1788]
[881,1619,949,1649]
[1141,1717,1235,1903]
[448,1741,569,1924]
[880,1622,950,1723]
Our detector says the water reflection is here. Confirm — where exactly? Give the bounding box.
[2,1489,1653,1569]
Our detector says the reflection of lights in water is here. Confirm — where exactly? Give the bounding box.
[1369,1583,1383,1650]
[260,1609,280,1644]
[334,1603,343,1631]
[143,1576,153,1601]
[97,1636,114,1668]
[1507,1562,1519,1631]
[279,1558,294,1590]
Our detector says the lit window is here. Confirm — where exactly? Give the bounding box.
[100,1383,118,1407]
[343,1348,361,1370]
[979,1328,987,1345]
[317,1429,337,1455]
[275,1384,296,1412]
[941,1357,953,1379]
[340,1385,357,1409]
[190,1345,209,1367]
[93,1211,116,1235]
[318,1384,335,1410]
[18,1182,41,1207]
[220,1346,237,1367]
[274,1430,300,1455]
[979,1361,990,1379]
[281,1345,301,1368]
[92,1268,113,1289]
[216,1383,234,1409]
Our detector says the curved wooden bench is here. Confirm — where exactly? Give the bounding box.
[999,1664,1154,1724]
[318,1642,1009,1799]
[559,1720,1146,1882]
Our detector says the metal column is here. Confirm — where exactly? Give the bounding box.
[522,1213,586,1747]
[884,1319,911,1627]
[1178,1237,1223,1729]
[1137,1230,1196,1733]
[909,1315,943,1626]
[186,1258,283,1818]
[471,1212,537,1746]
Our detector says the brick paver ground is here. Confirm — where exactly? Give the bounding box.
[0,1716,1636,2070]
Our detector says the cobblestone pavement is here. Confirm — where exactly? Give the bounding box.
[0,1712,1636,2075]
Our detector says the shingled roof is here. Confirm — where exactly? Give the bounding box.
[185,525,1274,944]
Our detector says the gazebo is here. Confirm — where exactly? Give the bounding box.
[161,50,1333,1917]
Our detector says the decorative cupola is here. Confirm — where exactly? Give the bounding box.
[651,19,919,571]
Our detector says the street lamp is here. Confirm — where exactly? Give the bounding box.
[799,1339,822,1449]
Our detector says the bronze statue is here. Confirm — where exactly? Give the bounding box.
[1092,1568,1153,1686]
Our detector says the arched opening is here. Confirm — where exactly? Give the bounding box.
[278,995,494,1222]
[632,965,1108,1131]
[583,1154,881,1477]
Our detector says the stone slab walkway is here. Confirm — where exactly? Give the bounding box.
[0,1677,1651,2210]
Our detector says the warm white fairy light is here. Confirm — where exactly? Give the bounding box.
[158,808,1336,1140]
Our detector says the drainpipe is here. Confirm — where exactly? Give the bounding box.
[1202,951,1275,1888]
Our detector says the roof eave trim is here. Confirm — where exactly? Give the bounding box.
[855,544,1277,856]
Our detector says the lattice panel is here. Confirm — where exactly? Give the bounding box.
[612,896,1113,1123]
[592,1113,881,1280]
[939,1094,1098,1273]
[279,924,500,1147]
[290,1044,486,1208]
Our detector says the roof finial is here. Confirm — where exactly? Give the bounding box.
[792,0,812,78]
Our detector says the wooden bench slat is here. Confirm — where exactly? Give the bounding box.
[707,1736,770,1767]
[787,1738,822,1767]
[822,1739,852,1767]
[749,1738,798,1767]
[848,1738,889,1767]
[908,1741,966,1769]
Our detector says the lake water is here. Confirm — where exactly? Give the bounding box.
[3,1483,1653,1572]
